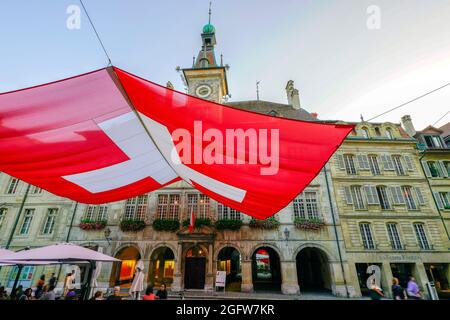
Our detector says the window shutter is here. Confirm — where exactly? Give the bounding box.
[396,186,405,204]
[336,154,345,170]
[357,154,369,170]
[414,187,426,205]
[363,185,379,205]
[381,154,394,171]
[439,161,449,177]
[343,187,353,204]
[387,155,395,170]
[403,155,415,171]
[389,186,405,205]
[371,186,380,204]
[381,155,389,171]
[433,192,444,210]
[421,161,432,177]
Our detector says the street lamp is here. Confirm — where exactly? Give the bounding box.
[104,227,112,245]
[283,227,290,241]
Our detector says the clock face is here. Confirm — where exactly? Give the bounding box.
[195,84,212,99]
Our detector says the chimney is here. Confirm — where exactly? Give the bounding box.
[311,112,318,119]
[286,80,301,110]
[401,115,416,137]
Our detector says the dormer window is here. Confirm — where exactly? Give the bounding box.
[424,135,444,148]
[374,127,381,136]
[268,110,279,117]
[361,127,370,139]
[386,128,393,139]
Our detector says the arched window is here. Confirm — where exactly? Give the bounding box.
[361,127,370,139]
[374,127,381,136]
[386,128,393,139]
[199,58,209,68]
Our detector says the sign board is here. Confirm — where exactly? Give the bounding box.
[215,271,226,288]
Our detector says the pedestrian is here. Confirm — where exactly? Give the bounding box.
[142,286,155,300]
[392,278,407,300]
[12,285,23,300]
[406,276,422,300]
[63,272,73,296]
[48,273,57,287]
[19,288,33,300]
[35,274,45,299]
[65,289,78,300]
[106,286,122,300]
[368,278,384,300]
[0,286,8,300]
[155,283,168,300]
[91,291,104,300]
[39,285,56,300]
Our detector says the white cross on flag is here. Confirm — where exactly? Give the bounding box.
[0,67,353,219]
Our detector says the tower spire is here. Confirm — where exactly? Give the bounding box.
[208,1,212,24]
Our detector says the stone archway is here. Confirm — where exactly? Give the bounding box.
[109,246,141,288]
[296,247,332,292]
[148,246,175,288]
[217,246,242,292]
[252,246,281,292]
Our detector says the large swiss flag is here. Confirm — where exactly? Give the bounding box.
[0,67,353,219]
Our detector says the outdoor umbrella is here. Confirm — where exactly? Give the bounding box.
[129,259,145,300]
[0,243,119,299]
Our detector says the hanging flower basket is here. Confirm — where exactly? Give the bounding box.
[120,219,146,232]
[294,217,325,231]
[182,218,212,229]
[215,219,243,231]
[249,217,280,229]
[152,219,180,232]
[79,219,107,231]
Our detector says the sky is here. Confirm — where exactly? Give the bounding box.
[1,0,450,130]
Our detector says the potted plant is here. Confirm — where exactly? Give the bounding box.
[215,219,243,231]
[294,217,325,231]
[152,219,180,232]
[120,219,146,232]
[249,217,280,229]
[182,217,212,229]
[79,219,107,231]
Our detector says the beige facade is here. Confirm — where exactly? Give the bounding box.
[330,121,450,299]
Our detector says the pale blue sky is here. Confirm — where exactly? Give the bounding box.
[1,0,450,130]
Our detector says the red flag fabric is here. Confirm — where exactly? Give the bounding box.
[0,67,353,219]
[189,207,195,233]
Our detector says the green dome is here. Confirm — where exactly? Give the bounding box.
[202,23,215,34]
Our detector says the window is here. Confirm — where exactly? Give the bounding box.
[351,186,366,210]
[427,161,442,177]
[389,186,405,205]
[30,185,42,194]
[374,127,381,136]
[42,208,57,235]
[0,208,7,230]
[187,194,210,219]
[84,205,108,221]
[361,127,370,139]
[217,204,242,220]
[369,155,381,175]
[6,178,19,194]
[386,128,393,139]
[293,192,320,219]
[376,186,391,210]
[359,223,375,249]
[444,161,450,176]
[19,209,34,235]
[124,195,148,220]
[414,223,431,250]
[392,155,406,176]
[402,186,417,210]
[424,135,444,148]
[439,192,450,209]
[157,194,180,220]
[363,186,379,205]
[293,197,306,218]
[344,154,357,175]
[387,223,403,250]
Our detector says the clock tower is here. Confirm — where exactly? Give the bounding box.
[182,15,229,104]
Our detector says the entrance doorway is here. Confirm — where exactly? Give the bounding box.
[149,247,175,288]
[425,263,450,299]
[390,263,414,289]
[217,247,241,292]
[296,247,331,292]
[110,246,141,288]
[252,247,281,292]
[184,246,206,289]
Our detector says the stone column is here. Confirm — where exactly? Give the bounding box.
[205,243,214,291]
[413,262,431,299]
[241,260,253,292]
[381,261,393,299]
[281,261,300,295]
[171,242,183,292]
[347,262,361,298]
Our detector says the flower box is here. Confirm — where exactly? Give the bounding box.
[79,219,107,231]
[294,217,325,231]
[249,217,280,229]
[182,218,212,229]
[120,219,146,232]
[152,219,180,232]
[215,219,243,231]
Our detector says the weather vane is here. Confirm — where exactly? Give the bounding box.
[208,1,212,24]
[256,81,261,101]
